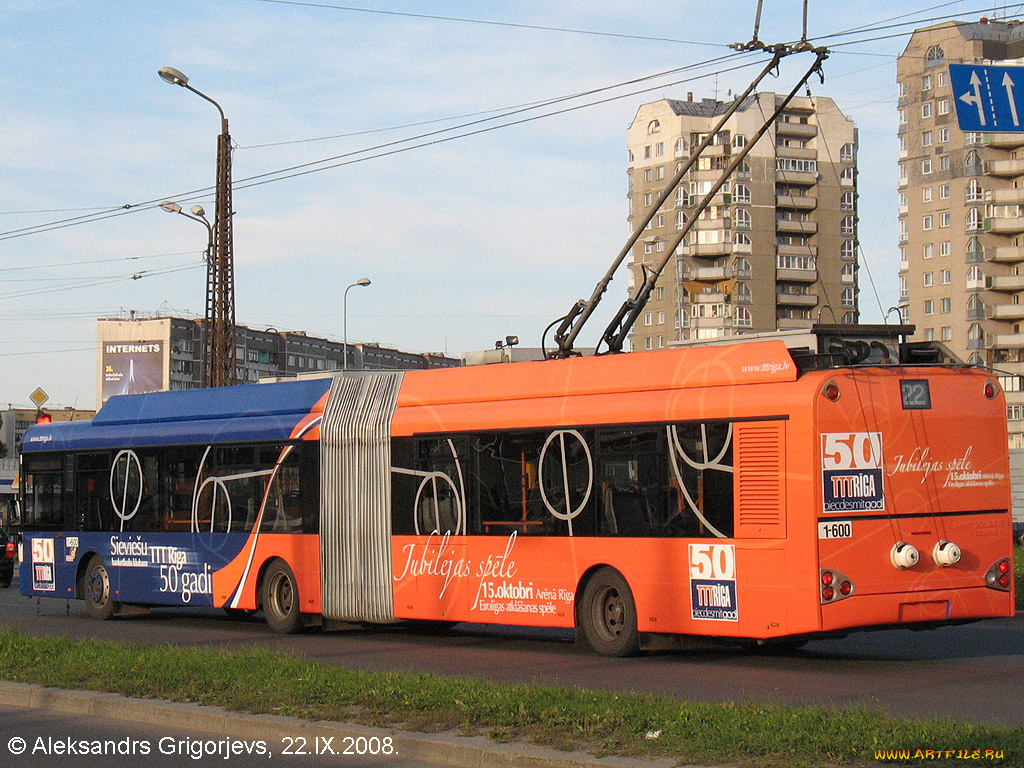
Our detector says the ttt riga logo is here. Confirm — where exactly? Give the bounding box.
[821,432,885,513]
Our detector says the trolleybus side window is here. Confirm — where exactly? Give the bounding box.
[667,421,734,539]
[22,455,65,530]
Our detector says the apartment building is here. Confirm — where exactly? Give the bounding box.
[897,19,1024,448]
[626,91,858,351]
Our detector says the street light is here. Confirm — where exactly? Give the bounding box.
[158,201,215,370]
[159,66,236,388]
[343,278,372,371]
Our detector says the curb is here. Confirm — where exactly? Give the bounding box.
[0,681,695,768]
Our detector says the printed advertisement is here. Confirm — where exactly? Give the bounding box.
[101,341,164,403]
[821,432,886,513]
[689,543,738,622]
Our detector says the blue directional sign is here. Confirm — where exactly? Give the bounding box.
[949,64,1024,132]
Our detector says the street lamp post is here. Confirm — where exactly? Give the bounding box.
[158,66,236,388]
[343,278,372,371]
[159,201,214,381]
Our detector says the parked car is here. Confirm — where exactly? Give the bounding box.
[0,529,14,588]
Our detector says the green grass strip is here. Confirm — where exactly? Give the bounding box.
[0,630,1021,767]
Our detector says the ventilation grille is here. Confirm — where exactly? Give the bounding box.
[735,421,786,538]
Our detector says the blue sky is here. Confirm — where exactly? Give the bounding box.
[0,1,1005,409]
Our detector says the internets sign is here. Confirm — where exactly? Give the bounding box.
[821,432,885,513]
[101,341,164,402]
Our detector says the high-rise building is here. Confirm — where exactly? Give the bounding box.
[897,19,1024,448]
[625,92,858,351]
[96,314,461,406]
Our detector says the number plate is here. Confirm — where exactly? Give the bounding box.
[818,520,853,539]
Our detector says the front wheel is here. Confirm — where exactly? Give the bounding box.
[577,568,640,657]
[81,556,117,620]
[261,561,304,634]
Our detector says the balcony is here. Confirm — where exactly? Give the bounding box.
[988,304,1024,321]
[691,242,733,258]
[777,243,818,257]
[690,266,730,281]
[688,192,732,207]
[776,293,819,307]
[776,268,818,283]
[693,291,729,303]
[985,132,1024,149]
[776,219,818,235]
[700,143,731,157]
[984,217,1024,235]
[987,188,1024,205]
[776,121,818,139]
[776,169,817,186]
[987,159,1024,178]
[691,316,731,329]
[776,145,817,161]
[991,333,1024,349]
[987,275,1024,292]
[776,194,816,210]
[989,246,1024,264]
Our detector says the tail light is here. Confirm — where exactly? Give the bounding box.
[890,541,920,570]
[3,542,12,558]
[820,569,855,604]
[985,559,1012,591]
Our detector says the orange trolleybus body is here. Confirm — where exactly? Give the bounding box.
[18,331,1015,654]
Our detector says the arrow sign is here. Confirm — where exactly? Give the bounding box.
[950,64,1024,132]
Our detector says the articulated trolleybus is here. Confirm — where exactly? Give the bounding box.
[19,325,1015,655]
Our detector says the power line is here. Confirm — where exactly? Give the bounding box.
[0,250,200,273]
[250,0,727,47]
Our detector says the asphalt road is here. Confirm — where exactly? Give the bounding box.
[1,574,1021,728]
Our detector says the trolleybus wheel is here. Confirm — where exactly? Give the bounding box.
[262,561,304,634]
[81,556,117,620]
[578,568,640,657]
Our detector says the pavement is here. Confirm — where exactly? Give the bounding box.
[0,681,708,768]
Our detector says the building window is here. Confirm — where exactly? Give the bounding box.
[922,74,932,91]
[648,120,661,134]
[924,272,934,287]
[655,142,664,156]
[733,134,747,149]
[939,212,950,228]
[940,269,951,285]
[966,179,983,202]
[966,208,983,232]
[922,130,933,147]
[939,183,950,199]
[842,288,856,308]
[926,45,945,63]
[922,215,933,231]
[924,299,934,315]
[733,183,751,203]
[967,265,985,290]
[841,191,856,211]
[922,186,933,202]
[939,155,950,171]
[841,215,855,235]
[734,208,751,229]
[940,241,951,257]
[840,143,855,162]
[923,243,934,260]
[841,240,856,260]
[939,127,950,143]
[841,263,855,283]
[938,98,950,115]
[940,297,951,313]
[922,102,933,119]
[841,167,855,186]
[922,158,932,174]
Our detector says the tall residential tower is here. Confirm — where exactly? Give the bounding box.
[897,19,1024,448]
[626,92,858,351]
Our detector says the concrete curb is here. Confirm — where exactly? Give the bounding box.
[0,681,700,768]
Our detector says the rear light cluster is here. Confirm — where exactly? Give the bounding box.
[3,542,12,558]
[985,559,1013,592]
[820,569,855,604]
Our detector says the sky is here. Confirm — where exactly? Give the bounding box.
[0,0,1016,411]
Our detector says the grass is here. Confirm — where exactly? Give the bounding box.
[1016,545,1024,611]
[0,630,1020,767]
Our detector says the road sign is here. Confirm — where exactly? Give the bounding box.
[949,63,1024,132]
[28,388,48,408]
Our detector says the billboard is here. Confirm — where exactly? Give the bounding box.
[101,341,164,403]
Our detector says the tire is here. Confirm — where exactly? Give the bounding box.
[261,561,304,634]
[0,573,11,589]
[577,567,640,657]
[81,556,117,620]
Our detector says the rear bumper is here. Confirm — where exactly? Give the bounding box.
[821,586,1014,632]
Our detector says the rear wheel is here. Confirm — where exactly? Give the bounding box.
[262,561,304,634]
[578,568,640,657]
[82,556,117,620]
